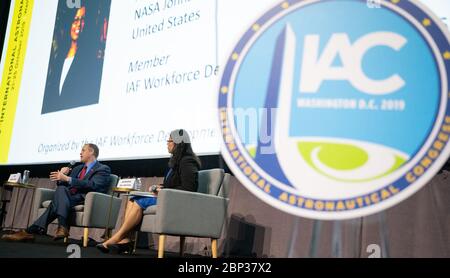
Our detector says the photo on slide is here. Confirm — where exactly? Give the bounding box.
[41,0,111,114]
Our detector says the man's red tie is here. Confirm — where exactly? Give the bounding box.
[79,166,87,179]
[70,166,87,195]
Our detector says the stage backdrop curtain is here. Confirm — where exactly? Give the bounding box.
[2,172,449,257]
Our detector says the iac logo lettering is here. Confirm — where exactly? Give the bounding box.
[218,0,450,219]
[300,32,406,94]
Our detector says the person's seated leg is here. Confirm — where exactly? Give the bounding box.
[0,225,46,242]
[52,186,74,241]
[26,225,46,235]
[96,200,143,254]
[1,185,76,243]
[0,202,57,242]
[53,215,69,241]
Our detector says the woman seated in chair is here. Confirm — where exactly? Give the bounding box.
[96,129,201,253]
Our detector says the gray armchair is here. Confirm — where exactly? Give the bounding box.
[31,174,121,247]
[140,169,230,258]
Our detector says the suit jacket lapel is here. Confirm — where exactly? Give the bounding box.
[83,161,99,180]
[72,165,83,179]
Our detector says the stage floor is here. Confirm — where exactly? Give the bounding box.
[0,231,204,258]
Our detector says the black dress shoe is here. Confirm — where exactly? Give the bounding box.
[110,242,133,255]
[96,243,110,253]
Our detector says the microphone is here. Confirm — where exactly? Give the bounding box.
[66,160,77,173]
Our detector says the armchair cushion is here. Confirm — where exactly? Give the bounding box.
[41,200,84,212]
[82,192,121,228]
[143,205,157,215]
[33,189,121,229]
[218,173,231,198]
[141,189,228,238]
[197,169,224,195]
[32,174,122,231]
[31,188,55,224]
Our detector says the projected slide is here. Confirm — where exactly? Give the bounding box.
[0,0,448,165]
[0,0,275,164]
[41,1,111,114]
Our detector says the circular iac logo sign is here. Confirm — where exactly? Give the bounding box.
[218,0,450,220]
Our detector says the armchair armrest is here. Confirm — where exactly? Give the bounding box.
[82,192,121,228]
[31,188,55,224]
[153,189,229,238]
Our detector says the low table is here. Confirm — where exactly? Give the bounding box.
[1,182,36,231]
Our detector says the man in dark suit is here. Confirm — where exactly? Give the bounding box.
[2,143,111,242]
